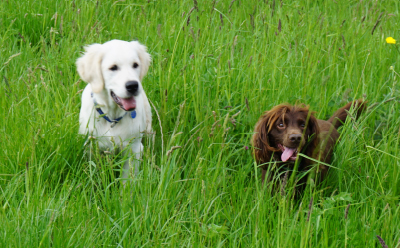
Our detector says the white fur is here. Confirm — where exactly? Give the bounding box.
[76,39,152,182]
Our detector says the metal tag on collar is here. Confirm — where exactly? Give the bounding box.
[130,110,136,119]
[111,121,117,128]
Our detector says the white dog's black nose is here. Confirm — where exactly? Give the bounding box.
[126,81,139,95]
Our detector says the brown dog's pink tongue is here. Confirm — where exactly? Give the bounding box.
[281,147,296,162]
[120,97,136,111]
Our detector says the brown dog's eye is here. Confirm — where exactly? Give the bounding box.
[133,63,139,69]
[110,65,118,71]
[277,123,284,128]
[300,123,305,128]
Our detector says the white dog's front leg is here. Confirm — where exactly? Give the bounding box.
[121,142,143,184]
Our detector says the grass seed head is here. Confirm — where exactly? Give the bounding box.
[210,0,216,14]
[229,0,236,13]
[280,171,289,196]
[307,197,313,222]
[278,19,281,32]
[193,0,198,11]
[248,56,253,67]
[344,203,350,219]
[166,146,182,157]
[212,111,217,121]
[376,235,388,248]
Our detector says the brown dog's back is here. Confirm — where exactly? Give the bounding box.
[328,100,367,129]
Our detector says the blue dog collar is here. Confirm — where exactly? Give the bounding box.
[130,111,137,118]
[91,92,136,127]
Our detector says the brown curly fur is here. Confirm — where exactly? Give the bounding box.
[252,100,366,188]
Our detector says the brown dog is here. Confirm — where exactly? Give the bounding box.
[252,100,366,189]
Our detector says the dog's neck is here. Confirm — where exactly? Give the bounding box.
[92,90,127,120]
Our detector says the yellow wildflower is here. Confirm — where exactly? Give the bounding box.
[386,37,396,44]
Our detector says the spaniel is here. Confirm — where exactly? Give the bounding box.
[252,100,366,190]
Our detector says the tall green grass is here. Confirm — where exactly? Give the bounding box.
[0,0,399,247]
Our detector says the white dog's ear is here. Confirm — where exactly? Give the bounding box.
[131,41,151,81]
[76,44,104,93]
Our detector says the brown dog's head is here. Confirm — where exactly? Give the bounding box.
[252,104,319,165]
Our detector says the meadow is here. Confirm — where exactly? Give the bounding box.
[0,0,399,247]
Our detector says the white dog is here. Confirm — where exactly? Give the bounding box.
[76,39,152,182]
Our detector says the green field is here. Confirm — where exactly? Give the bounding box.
[1,0,399,247]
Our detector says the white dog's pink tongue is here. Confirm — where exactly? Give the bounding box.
[120,97,136,111]
[281,146,296,162]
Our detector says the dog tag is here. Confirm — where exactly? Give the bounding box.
[130,110,136,119]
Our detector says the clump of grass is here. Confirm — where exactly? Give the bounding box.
[0,0,399,247]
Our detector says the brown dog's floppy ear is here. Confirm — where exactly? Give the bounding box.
[252,107,285,164]
[306,112,320,150]
[252,116,271,164]
[76,44,104,93]
[130,41,151,81]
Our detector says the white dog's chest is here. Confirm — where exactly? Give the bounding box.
[85,109,146,148]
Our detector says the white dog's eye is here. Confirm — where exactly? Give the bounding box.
[109,65,118,71]
[133,63,139,69]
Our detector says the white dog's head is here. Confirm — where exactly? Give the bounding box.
[76,40,151,111]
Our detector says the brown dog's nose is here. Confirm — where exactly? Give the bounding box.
[289,134,302,143]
